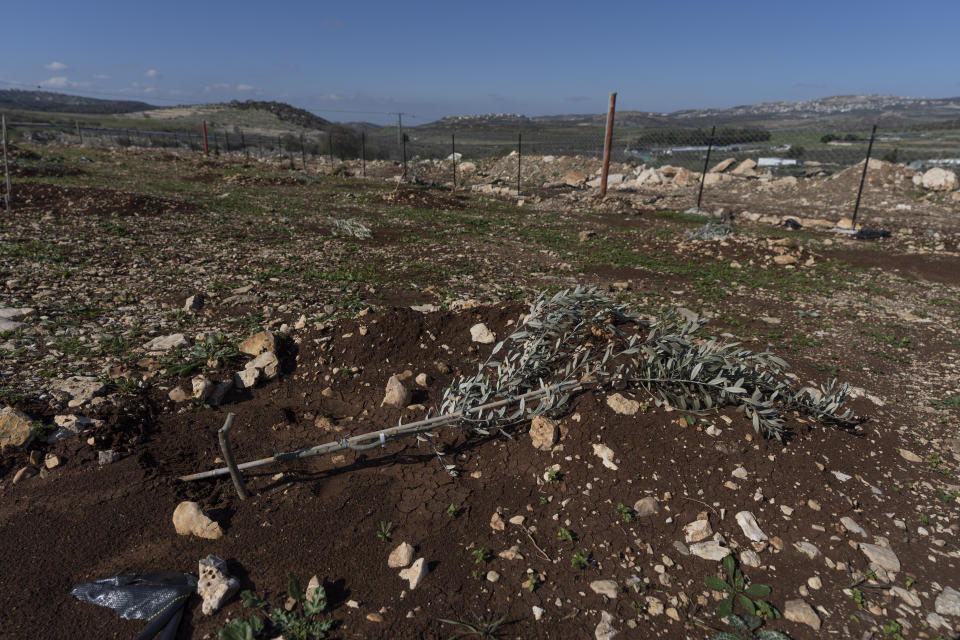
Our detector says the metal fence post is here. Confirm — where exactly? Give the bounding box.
[361,131,366,177]
[517,133,522,196]
[452,133,456,191]
[852,124,878,227]
[2,114,11,209]
[696,125,716,210]
[202,120,208,154]
[300,132,306,170]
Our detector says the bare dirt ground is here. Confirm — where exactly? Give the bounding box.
[1,143,959,640]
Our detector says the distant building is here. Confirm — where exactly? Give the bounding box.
[757,157,801,167]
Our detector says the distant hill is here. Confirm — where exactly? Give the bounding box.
[421,95,960,131]
[0,89,155,114]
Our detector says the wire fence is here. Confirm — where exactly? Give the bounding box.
[6,116,960,182]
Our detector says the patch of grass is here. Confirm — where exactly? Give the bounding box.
[437,614,507,640]
[570,549,589,569]
[931,395,960,410]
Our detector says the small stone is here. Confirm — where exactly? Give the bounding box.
[192,375,214,401]
[184,294,204,312]
[143,333,188,352]
[784,599,821,630]
[780,505,794,516]
[899,449,922,463]
[247,351,280,380]
[794,541,819,558]
[740,550,761,568]
[366,612,384,623]
[594,611,618,640]
[927,612,950,630]
[684,517,713,543]
[490,511,505,531]
[168,387,190,403]
[59,376,105,408]
[606,393,640,415]
[470,323,495,344]
[807,576,822,590]
[381,375,411,408]
[840,516,867,538]
[807,499,821,511]
[98,450,121,465]
[735,511,768,542]
[399,557,427,590]
[590,580,619,598]
[731,467,748,480]
[486,571,500,583]
[890,586,921,607]
[935,586,960,617]
[44,453,61,469]
[173,501,223,539]
[858,543,900,573]
[498,546,524,561]
[633,497,660,518]
[305,576,321,602]
[415,373,430,387]
[0,406,35,448]
[12,466,35,483]
[646,597,664,616]
[689,541,731,561]
[592,443,619,470]
[388,542,414,568]
[238,330,276,356]
[508,515,525,526]
[529,415,558,451]
[198,554,239,616]
[532,606,545,621]
[234,367,260,389]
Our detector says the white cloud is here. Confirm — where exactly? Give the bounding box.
[236,84,256,91]
[203,83,232,93]
[44,61,68,71]
[94,73,111,80]
[143,87,157,94]
[37,76,92,89]
[39,76,70,88]
[144,69,160,78]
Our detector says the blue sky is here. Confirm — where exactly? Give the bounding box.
[2,0,958,124]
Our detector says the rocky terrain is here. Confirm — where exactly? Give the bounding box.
[0,141,958,639]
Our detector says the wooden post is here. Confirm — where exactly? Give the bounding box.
[327,131,333,165]
[452,134,456,191]
[599,92,617,198]
[1,114,10,210]
[75,120,83,145]
[201,120,208,154]
[361,131,366,177]
[300,132,306,170]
